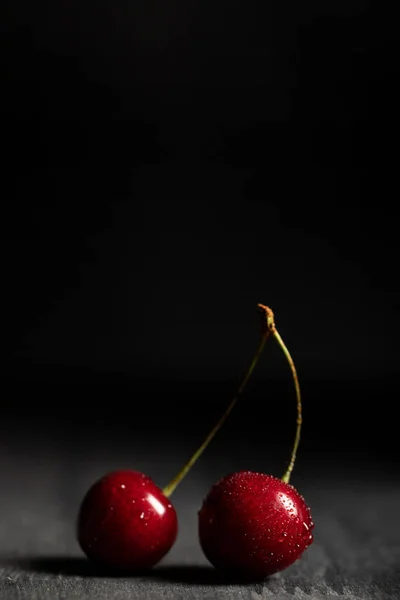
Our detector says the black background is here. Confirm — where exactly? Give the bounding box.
[1,0,399,489]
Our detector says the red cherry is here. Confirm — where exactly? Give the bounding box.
[199,471,314,580]
[75,304,310,577]
[77,470,178,571]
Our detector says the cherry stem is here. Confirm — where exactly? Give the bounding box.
[257,304,302,484]
[162,308,272,498]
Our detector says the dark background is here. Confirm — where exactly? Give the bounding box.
[1,0,399,494]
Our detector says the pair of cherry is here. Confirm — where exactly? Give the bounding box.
[77,305,314,581]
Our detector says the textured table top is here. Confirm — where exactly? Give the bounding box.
[1,426,399,600]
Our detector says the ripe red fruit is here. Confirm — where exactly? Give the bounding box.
[77,470,178,571]
[194,305,314,579]
[77,304,312,576]
[199,471,314,580]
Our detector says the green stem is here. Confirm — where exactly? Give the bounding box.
[163,309,271,498]
[257,304,302,484]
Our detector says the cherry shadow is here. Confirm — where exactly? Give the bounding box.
[8,556,261,586]
[154,565,260,585]
[15,557,110,578]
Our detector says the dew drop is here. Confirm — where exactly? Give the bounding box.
[140,512,145,519]
[302,521,310,540]
[278,532,288,542]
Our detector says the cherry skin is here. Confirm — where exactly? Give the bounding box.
[77,470,178,571]
[198,471,314,580]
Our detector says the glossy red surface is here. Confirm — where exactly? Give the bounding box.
[198,471,314,580]
[77,470,178,570]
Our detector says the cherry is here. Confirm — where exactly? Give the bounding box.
[199,471,314,580]
[178,304,314,579]
[77,470,177,571]
[77,303,313,577]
